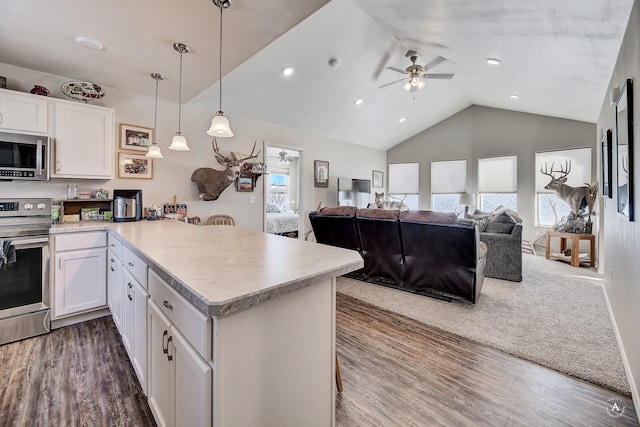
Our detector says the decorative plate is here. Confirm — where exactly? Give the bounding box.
[60,81,105,102]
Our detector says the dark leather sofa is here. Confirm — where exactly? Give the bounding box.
[309,207,487,303]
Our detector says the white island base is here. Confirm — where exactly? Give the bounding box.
[215,278,336,427]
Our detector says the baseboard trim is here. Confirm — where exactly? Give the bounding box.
[602,285,639,415]
[51,308,111,330]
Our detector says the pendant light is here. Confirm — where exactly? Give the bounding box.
[169,42,190,151]
[146,73,164,159]
[207,0,234,137]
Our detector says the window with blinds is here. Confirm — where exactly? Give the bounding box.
[478,155,517,212]
[388,163,419,209]
[431,160,466,213]
[535,147,591,226]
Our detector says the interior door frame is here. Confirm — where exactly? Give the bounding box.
[262,141,304,239]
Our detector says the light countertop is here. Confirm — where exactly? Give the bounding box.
[51,220,363,317]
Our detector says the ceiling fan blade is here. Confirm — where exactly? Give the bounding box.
[372,50,393,80]
[386,66,407,75]
[425,56,446,70]
[378,77,406,88]
[425,73,454,79]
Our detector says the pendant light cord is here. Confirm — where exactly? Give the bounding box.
[178,50,183,132]
[154,77,159,139]
[218,2,223,113]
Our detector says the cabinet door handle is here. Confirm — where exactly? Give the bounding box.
[166,336,173,362]
[0,113,3,125]
[110,266,115,272]
[162,330,169,354]
[58,258,64,269]
[127,283,133,301]
[162,300,173,310]
[128,262,134,267]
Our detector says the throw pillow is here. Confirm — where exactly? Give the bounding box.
[484,211,516,234]
[266,203,281,213]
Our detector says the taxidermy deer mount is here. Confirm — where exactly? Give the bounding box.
[191,138,259,201]
[540,160,598,218]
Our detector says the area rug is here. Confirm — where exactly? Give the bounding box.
[337,254,631,395]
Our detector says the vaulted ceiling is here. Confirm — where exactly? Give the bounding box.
[1,0,634,150]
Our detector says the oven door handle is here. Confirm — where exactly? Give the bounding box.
[8,237,50,248]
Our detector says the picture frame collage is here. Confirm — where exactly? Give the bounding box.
[118,124,154,179]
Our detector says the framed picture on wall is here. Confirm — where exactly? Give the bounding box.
[237,174,254,192]
[615,79,634,220]
[372,170,384,188]
[120,124,153,152]
[601,129,612,198]
[118,152,153,179]
[314,160,329,187]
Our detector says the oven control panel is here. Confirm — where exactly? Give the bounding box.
[0,198,51,217]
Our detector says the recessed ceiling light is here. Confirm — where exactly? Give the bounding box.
[75,36,104,51]
[354,98,363,105]
[281,66,294,77]
[398,117,406,123]
[486,58,501,66]
[509,93,520,99]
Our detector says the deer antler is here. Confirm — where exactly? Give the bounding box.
[540,161,557,178]
[233,140,260,163]
[551,159,571,180]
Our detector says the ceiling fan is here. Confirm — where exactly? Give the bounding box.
[379,50,454,92]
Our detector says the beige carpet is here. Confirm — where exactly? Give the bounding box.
[337,254,631,395]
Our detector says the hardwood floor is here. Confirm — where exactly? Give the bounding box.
[0,296,637,426]
[0,316,155,426]
[335,292,638,427]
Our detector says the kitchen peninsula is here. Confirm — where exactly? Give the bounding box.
[50,220,363,427]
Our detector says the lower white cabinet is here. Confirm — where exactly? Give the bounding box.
[122,268,149,394]
[54,239,107,318]
[148,300,212,427]
[107,249,123,331]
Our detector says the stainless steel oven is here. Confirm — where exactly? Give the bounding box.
[0,198,51,345]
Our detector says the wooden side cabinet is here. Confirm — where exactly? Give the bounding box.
[545,230,595,267]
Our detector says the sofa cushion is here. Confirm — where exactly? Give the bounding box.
[484,211,517,234]
[400,210,456,224]
[318,206,357,216]
[357,208,399,220]
[491,206,523,223]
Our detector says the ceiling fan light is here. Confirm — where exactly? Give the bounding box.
[207,111,234,137]
[169,132,190,151]
[145,144,164,158]
[417,79,426,90]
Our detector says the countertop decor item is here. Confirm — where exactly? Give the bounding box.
[60,81,105,102]
[30,85,50,96]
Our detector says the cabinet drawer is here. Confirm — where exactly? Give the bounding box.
[107,233,122,259]
[148,269,211,360]
[122,246,147,288]
[55,231,106,252]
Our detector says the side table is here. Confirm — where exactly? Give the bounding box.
[545,230,595,267]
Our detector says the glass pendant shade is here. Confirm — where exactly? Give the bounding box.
[207,111,234,137]
[169,132,189,151]
[146,144,164,158]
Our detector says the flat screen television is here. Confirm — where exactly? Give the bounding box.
[337,178,371,208]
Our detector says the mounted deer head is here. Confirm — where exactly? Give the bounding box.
[191,138,259,201]
[540,160,592,217]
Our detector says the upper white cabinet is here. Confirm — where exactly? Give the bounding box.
[0,89,48,134]
[52,100,114,179]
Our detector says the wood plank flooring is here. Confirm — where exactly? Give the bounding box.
[0,316,155,426]
[0,295,637,426]
[335,292,639,427]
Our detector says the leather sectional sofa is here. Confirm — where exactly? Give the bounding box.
[309,207,487,303]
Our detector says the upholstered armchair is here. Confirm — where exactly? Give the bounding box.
[479,223,523,282]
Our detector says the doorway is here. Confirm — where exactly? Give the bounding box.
[263,144,303,239]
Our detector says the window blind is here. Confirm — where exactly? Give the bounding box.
[431,160,466,194]
[478,155,517,193]
[389,163,419,194]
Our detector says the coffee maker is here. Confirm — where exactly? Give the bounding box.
[113,189,142,222]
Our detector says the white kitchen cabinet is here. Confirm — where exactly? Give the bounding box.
[51,100,114,179]
[54,247,107,317]
[0,88,48,134]
[107,248,123,332]
[147,285,212,427]
[122,268,149,395]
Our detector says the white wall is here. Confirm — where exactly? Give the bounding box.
[387,105,595,242]
[0,62,386,233]
[596,0,640,407]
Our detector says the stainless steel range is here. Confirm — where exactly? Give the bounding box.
[0,198,51,345]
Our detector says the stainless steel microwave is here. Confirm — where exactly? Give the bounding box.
[0,131,50,181]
